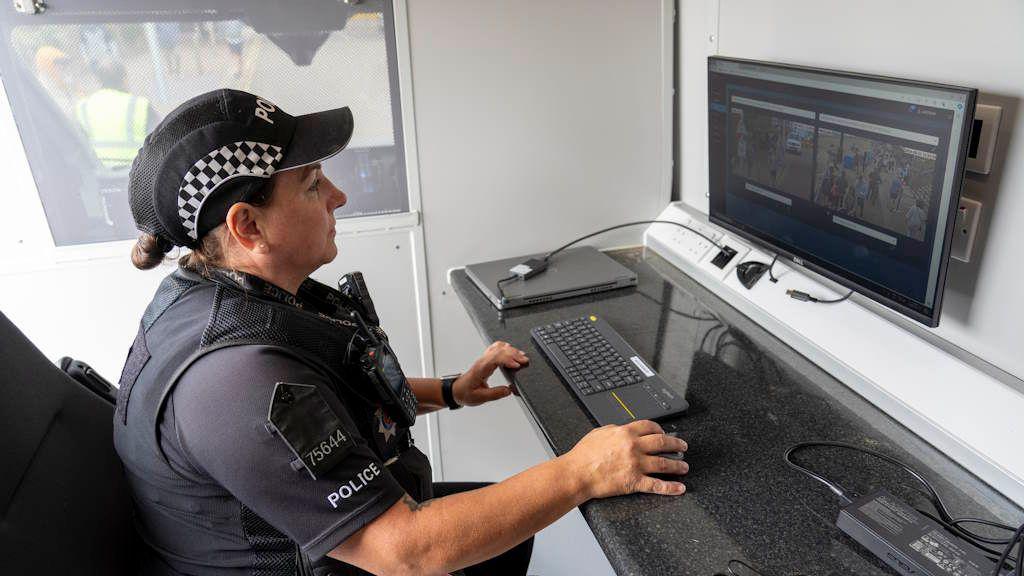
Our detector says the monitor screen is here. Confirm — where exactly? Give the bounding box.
[707,57,976,327]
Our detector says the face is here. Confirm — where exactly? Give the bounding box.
[260,163,347,275]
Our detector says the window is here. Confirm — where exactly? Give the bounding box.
[0,1,408,247]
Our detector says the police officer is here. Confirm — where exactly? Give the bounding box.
[115,89,690,576]
[75,60,159,170]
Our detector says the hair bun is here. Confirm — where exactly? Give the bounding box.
[131,233,174,270]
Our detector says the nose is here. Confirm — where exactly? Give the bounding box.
[324,177,347,211]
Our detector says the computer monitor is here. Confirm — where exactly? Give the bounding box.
[707,57,977,327]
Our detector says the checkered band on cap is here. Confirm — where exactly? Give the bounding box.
[177,141,284,240]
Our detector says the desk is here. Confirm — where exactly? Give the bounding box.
[450,247,1021,575]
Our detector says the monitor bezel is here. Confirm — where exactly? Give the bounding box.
[706,56,977,327]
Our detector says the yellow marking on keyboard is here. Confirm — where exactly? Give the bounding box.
[610,391,636,420]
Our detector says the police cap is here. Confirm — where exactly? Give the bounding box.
[129,89,354,248]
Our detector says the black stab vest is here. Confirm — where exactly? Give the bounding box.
[114,266,431,576]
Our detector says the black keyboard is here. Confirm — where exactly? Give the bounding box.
[531,315,688,426]
[533,318,645,395]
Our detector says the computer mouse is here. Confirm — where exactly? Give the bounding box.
[652,432,688,481]
[657,431,687,461]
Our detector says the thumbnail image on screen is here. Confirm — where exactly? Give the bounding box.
[730,107,815,200]
[707,57,975,326]
[812,128,936,242]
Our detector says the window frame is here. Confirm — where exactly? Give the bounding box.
[0,0,423,264]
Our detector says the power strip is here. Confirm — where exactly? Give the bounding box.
[646,212,721,262]
[643,204,750,282]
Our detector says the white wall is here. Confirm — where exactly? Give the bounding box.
[679,0,1024,383]
[406,1,672,573]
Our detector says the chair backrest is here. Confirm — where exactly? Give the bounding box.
[0,311,137,575]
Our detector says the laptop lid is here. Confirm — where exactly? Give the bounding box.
[465,246,637,309]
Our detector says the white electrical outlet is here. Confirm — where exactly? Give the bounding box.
[651,217,721,262]
[643,204,727,272]
[674,220,719,261]
[950,197,981,263]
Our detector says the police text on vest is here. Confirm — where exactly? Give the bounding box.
[327,463,381,508]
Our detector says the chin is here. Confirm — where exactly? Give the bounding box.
[323,245,339,264]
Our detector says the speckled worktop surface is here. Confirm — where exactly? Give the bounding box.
[450,247,1021,576]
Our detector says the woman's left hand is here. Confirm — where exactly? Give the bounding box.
[452,341,530,407]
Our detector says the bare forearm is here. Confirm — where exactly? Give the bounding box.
[411,456,585,571]
[407,377,444,414]
[336,456,586,574]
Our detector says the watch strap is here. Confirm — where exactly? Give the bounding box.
[440,374,462,410]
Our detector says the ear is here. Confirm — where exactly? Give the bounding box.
[224,202,267,254]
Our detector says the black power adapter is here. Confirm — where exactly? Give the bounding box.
[837,489,1012,576]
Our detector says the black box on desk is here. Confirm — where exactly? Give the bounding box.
[836,489,1008,576]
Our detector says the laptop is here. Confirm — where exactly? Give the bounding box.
[465,246,637,310]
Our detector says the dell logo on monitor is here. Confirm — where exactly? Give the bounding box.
[792,257,804,266]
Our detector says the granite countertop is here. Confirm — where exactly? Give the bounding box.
[450,247,1021,576]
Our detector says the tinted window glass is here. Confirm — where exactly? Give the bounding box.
[1,1,408,246]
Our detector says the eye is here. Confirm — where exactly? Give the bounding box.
[307,177,321,194]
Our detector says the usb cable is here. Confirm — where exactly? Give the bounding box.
[785,288,853,304]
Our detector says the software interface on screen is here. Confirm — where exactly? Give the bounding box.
[708,58,972,318]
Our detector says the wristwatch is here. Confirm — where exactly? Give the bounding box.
[440,374,462,410]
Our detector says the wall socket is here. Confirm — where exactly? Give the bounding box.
[950,197,981,263]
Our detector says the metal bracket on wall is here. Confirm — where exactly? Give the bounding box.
[704,0,721,199]
[705,0,721,55]
[12,0,45,14]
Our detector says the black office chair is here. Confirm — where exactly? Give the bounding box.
[0,310,137,574]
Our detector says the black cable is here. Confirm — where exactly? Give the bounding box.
[715,340,782,380]
[814,290,853,304]
[952,518,1024,546]
[737,252,851,304]
[634,290,719,322]
[784,441,954,521]
[699,323,729,354]
[783,442,858,505]
[496,220,724,304]
[992,524,1024,576]
[1018,530,1023,576]
[715,327,731,352]
[728,559,767,576]
[785,288,853,304]
[915,507,1017,565]
[543,220,724,262]
[495,273,519,303]
[784,441,1023,572]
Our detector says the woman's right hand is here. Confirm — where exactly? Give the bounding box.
[562,420,689,499]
